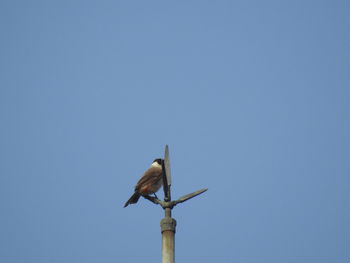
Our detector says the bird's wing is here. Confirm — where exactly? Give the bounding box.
[134,167,162,191]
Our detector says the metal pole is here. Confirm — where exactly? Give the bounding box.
[160,208,176,263]
[140,145,206,263]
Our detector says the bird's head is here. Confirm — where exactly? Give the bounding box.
[151,158,163,168]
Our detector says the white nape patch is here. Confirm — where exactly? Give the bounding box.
[151,161,161,168]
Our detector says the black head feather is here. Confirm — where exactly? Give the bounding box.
[152,158,163,165]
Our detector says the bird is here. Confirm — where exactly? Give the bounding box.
[124,158,163,208]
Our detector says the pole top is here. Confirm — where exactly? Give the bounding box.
[162,145,172,201]
[142,145,208,209]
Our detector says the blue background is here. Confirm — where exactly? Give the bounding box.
[1,1,349,262]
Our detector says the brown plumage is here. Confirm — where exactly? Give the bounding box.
[124,159,163,208]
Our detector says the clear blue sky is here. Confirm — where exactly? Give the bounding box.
[1,1,349,262]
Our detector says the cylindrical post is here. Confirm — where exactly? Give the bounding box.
[160,208,176,263]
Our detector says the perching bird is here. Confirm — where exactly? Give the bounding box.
[124,158,163,208]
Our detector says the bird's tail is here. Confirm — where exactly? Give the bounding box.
[124,192,141,208]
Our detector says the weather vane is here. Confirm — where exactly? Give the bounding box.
[124,145,208,263]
